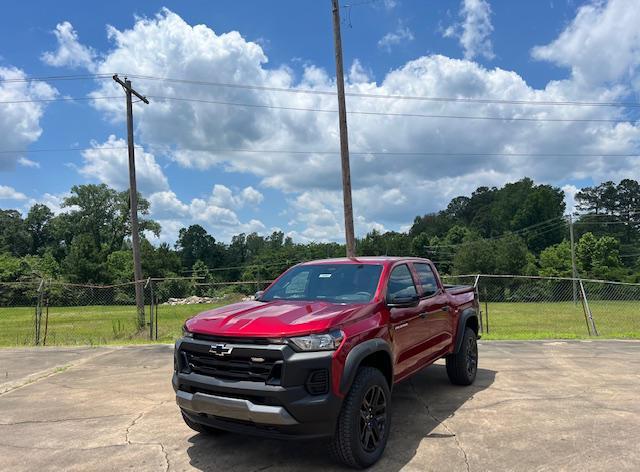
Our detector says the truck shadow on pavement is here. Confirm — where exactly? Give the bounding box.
[185,363,495,471]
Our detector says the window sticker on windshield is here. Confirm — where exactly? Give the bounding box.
[318,273,332,278]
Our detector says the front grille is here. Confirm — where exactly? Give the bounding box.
[180,346,282,383]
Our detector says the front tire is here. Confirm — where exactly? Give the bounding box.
[446,327,478,385]
[329,367,391,469]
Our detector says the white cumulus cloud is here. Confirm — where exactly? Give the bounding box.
[41,21,97,71]
[210,184,264,209]
[39,7,640,241]
[444,0,495,60]
[0,185,28,200]
[531,0,640,89]
[147,186,266,242]
[79,135,169,194]
[0,67,57,171]
[17,156,41,168]
[378,24,414,52]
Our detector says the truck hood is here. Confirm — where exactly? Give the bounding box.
[184,299,365,338]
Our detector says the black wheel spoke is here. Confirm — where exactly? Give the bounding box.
[359,384,387,452]
[466,336,478,375]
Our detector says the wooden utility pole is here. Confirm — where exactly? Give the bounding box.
[113,74,149,329]
[569,214,578,304]
[331,0,356,258]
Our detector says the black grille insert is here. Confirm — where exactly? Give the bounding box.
[180,346,282,383]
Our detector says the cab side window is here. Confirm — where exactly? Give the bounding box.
[414,263,438,297]
[387,264,418,299]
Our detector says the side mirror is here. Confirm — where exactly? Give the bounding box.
[254,290,265,300]
[387,294,419,308]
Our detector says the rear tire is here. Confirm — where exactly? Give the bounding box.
[181,411,223,435]
[446,327,478,386]
[329,367,391,469]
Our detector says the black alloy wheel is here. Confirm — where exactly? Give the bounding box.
[445,327,478,386]
[329,367,392,468]
[359,385,387,453]
[466,334,478,377]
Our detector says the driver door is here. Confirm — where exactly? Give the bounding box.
[387,264,426,380]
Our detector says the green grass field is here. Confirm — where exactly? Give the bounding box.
[0,302,231,346]
[481,300,639,339]
[0,299,638,346]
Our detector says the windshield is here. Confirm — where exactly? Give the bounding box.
[260,264,383,303]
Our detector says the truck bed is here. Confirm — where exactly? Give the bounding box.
[443,284,475,294]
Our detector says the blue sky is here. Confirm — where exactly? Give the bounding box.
[1,0,639,243]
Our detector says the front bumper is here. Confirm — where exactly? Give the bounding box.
[176,390,298,425]
[173,336,342,439]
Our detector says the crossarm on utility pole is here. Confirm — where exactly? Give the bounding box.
[112,74,149,104]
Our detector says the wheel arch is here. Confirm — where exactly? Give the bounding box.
[453,308,479,354]
[340,339,393,395]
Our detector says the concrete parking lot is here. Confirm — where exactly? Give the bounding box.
[1,340,639,471]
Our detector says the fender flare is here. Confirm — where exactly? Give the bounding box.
[453,307,479,354]
[340,338,393,394]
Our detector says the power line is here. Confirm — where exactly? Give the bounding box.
[145,95,635,123]
[575,221,630,225]
[4,71,640,108]
[2,93,635,124]
[126,74,640,108]
[181,259,308,273]
[1,146,639,159]
[0,73,115,83]
[424,217,568,249]
[576,210,640,217]
[0,96,120,105]
[427,215,640,252]
[0,146,137,154]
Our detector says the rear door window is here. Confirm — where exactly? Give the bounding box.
[414,263,438,297]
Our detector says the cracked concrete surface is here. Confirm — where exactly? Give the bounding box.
[0,341,639,471]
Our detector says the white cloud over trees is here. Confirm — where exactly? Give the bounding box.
[32,3,640,242]
[0,67,57,171]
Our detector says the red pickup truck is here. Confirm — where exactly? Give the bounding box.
[173,257,480,468]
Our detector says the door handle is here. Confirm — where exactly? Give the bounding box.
[442,306,450,312]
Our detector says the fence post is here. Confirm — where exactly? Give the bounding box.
[149,279,156,341]
[579,279,599,336]
[34,278,45,346]
[154,283,158,341]
[144,278,152,340]
[483,285,489,334]
[42,279,50,346]
[473,275,483,334]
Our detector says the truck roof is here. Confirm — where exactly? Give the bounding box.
[298,256,432,267]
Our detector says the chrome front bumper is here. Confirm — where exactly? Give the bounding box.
[176,390,299,426]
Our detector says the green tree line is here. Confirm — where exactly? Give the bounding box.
[1,178,639,285]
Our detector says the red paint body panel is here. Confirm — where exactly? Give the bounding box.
[184,257,478,396]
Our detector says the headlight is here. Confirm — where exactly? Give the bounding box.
[182,324,194,338]
[288,330,344,351]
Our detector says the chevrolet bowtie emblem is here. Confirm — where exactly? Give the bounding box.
[209,344,233,356]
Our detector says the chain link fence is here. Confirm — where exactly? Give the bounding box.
[1,274,638,346]
[441,275,640,339]
[150,279,273,341]
[0,278,272,346]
